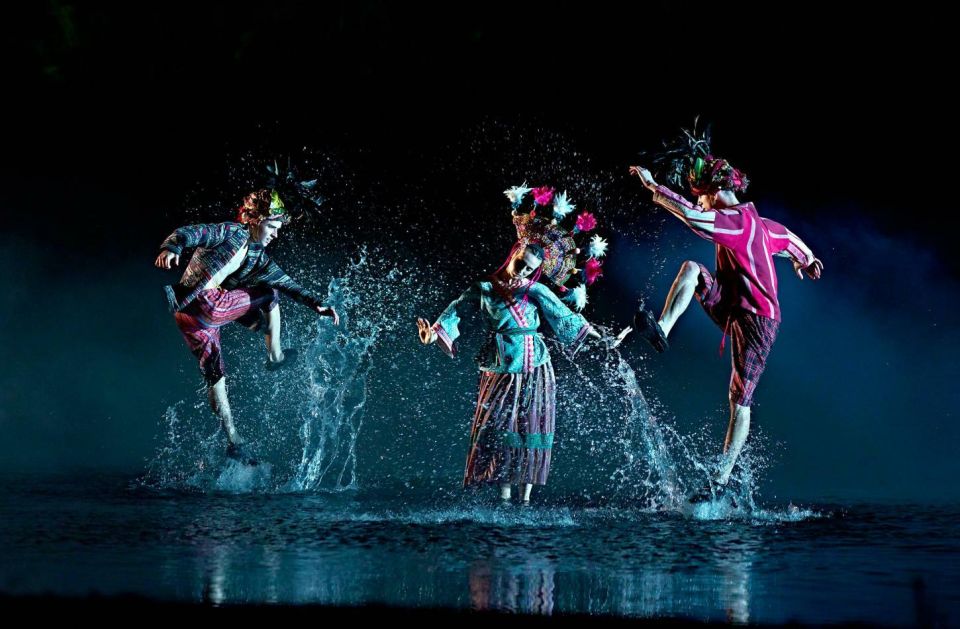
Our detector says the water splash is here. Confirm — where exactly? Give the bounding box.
[141,249,801,518]
[142,248,435,494]
[215,460,274,492]
[138,128,816,520]
[552,337,684,510]
[284,251,389,491]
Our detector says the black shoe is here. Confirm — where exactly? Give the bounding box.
[265,348,299,372]
[226,442,260,466]
[633,309,669,353]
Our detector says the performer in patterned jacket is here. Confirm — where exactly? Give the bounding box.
[155,188,339,465]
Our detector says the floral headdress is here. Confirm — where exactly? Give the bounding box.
[503,182,608,311]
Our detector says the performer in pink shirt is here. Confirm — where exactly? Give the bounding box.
[628,129,823,503]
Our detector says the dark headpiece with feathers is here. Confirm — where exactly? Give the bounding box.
[640,117,749,196]
[262,158,325,223]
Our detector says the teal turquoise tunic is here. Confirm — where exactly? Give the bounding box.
[431,277,593,486]
[431,278,592,374]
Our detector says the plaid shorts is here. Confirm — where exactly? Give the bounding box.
[174,286,279,385]
[695,263,779,407]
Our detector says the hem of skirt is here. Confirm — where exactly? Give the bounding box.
[463,477,549,487]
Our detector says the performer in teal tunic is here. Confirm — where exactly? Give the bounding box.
[417,241,604,505]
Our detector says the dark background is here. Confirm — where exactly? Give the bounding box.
[2,2,957,501]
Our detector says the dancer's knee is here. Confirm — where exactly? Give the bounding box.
[679,260,702,284]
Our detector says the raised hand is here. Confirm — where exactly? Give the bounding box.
[416,317,436,344]
[628,165,657,190]
[154,251,180,269]
[315,305,340,325]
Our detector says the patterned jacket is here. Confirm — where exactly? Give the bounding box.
[160,222,324,313]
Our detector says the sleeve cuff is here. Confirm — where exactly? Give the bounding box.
[566,323,593,357]
[788,244,813,267]
[653,185,695,212]
[432,322,456,358]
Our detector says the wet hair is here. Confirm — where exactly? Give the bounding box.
[243,188,272,211]
[237,188,289,225]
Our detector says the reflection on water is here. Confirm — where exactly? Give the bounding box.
[2,480,958,625]
[469,557,555,615]
[128,506,793,624]
[178,536,757,620]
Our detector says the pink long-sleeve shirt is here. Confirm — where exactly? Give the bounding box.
[652,185,815,321]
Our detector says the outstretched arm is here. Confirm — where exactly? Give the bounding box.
[763,217,823,280]
[418,283,481,358]
[628,166,745,246]
[528,283,594,353]
[257,259,340,324]
[531,285,631,351]
[158,222,238,258]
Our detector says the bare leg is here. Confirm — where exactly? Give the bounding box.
[208,377,242,445]
[264,305,284,364]
[715,402,751,485]
[658,261,701,337]
[500,483,512,501]
[521,483,533,503]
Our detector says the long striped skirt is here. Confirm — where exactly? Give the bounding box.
[464,361,557,487]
